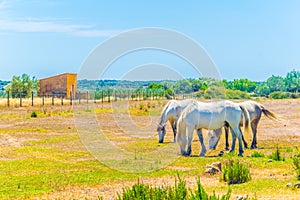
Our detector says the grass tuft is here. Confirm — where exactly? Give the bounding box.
[220,159,251,185]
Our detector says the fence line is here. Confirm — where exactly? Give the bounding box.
[0,90,194,108]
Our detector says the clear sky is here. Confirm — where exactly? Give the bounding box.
[0,0,299,81]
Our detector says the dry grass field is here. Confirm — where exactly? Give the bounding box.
[0,98,300,199]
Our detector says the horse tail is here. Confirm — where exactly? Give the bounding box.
[259,104,279,120]
[239,105,251,134]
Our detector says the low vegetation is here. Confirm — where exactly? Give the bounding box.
[220,159,251,185]
[292,153,300,180]
[269,147,285,161]
[117,175,231,200]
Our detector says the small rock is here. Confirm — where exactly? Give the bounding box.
[286,182,293,187]
[218,151,224,157]
[294,183,300,188]
[268,159,272,162]
[205,164,221,175]
[211,162,222,172]
[236,194,248,200]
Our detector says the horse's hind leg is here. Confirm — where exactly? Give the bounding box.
[250,120,259,149]
[185,126,194,156]
[224,126,230,150]
[197,129,206,157]
[231,126,244,157]
[241,127,248,149]
[229,127,237,153]
[171,122,177,143]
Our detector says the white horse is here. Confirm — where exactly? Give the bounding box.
[157,99,197,143]
[176,100,250,157]
[208,100,279,150]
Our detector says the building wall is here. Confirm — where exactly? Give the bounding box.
[39,73,77,99]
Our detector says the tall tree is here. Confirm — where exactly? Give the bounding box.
[5,74,39,98]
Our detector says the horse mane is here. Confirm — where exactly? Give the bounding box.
[159,100,173,126]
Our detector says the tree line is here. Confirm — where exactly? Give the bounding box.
[1,69,300,99]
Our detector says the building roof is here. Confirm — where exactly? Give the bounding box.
[39,73,77,81]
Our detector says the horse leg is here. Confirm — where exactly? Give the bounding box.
[229,127,237,153]
[185,126,193,156]
[250,120,259,149]
[171,122,177,143]
[232,126,244,157]
[241,127,248,149]
[197,129,206,157]
[224,126,230,150]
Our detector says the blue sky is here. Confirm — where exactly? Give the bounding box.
[0,0,299,81]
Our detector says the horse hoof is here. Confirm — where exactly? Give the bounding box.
[238,154,243,157]
[218,151,224,157]
[224,147,229,151]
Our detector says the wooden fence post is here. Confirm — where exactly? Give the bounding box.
[94,91,96,103]
[6,91,9,107]
[101,90,104,103]
[108,90,110,103]
[42,92,45,106]
[70,91,72,105]
[19,91,22,107]
[31,91,34,106]
[86,91,89,104]
[61,95,64,105]
[78,92,81,104]
[52,93,54,106]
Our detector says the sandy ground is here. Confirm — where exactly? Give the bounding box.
[1,99,300,199]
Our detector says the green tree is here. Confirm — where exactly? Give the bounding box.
[266,75,286,93]
[5,74,39,98]
[285,70,300,92]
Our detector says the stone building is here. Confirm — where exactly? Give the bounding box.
[39,73,77,99]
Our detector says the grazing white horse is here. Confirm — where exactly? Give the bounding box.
[208,100,279,150]
[176,100,250,157]
[157,99,197,143]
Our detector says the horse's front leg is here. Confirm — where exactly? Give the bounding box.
[197,129,206,157]
[185,126,193,156]
[241,128,248,149]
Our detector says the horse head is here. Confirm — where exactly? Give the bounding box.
[156,123,166,143]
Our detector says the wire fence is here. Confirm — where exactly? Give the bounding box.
[0,90,196,108]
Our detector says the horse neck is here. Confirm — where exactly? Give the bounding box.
[159,105,171,126]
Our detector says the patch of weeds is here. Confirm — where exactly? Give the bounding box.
[292,153,300,180]
[220,159,251,184]
[30,111,37,118]
[117,173,231,200]
[250,151,265,158]
[269,147,285,161]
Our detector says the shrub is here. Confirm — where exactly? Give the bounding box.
[269,147,284,161]
[251,151,265,158]
[30,111,37,118]
[117,174,231,200]
[220,159,251,184]
[292,154,300,180]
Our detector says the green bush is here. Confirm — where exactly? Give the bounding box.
[250,151,265,158]
[269,147,284,161]
[117,174,231,200]
[30,111,37,118]
[269,92,300,99]
[225,89,251,99]
[292,154,300,180]
[220,159,251,184]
